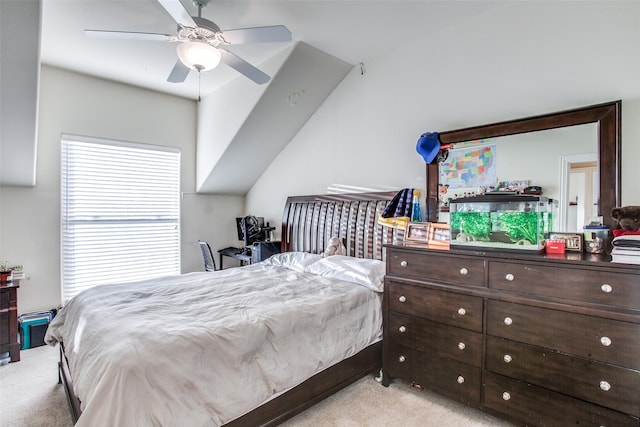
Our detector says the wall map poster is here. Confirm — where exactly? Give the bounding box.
[439,143,497,190]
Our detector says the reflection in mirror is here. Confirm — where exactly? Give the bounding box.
[437,123,597,232]
[561,150,598,232]
[426,101,621,232]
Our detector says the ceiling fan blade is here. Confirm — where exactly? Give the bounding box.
[85,30,177,42]
[167,60,191,83]
[221,25,292,45]
[220,49,270,84]
[157,0,197,28]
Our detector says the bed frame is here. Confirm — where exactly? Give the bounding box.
[58,190,404,426]
[281,191,404,258]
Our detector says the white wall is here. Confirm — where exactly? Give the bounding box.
[0,0,40,186]
[0,66,244,313]
[247,1,640,237]
[196,46,291,191]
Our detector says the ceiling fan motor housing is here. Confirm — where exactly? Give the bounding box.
[179,16,222,43]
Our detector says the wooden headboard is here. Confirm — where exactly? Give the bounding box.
[281,191,405,260]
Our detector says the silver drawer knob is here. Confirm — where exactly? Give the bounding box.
[459,267,469,276]
[398,355,406,363]
[600,336,612,346]
[398,326,407,333]
[504,317,513,326]
[398,295,407,303]
[457,376,465,384]
[503,354,513,363]
[457,308,466,316]
[505,273,515,281]
[458,342,466,350]
[400,260,408,267]
[502,391,511,401]
[599,381,611,391]
[601,284,613,293]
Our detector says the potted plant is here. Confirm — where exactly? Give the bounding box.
[0,259,13,283]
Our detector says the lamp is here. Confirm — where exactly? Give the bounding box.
[176,40,222,72]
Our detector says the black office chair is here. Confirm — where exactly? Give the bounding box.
[198,240,217,272]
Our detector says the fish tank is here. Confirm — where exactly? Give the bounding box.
[449,194,554,252]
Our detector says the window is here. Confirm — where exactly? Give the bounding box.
[61,135,181,303]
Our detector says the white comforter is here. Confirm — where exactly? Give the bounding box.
[45,262,382,426]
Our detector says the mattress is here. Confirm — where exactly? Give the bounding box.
[45,256,383,426]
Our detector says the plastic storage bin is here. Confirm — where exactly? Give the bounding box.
[583,225,609,254]
[18,310,56,349]
[449,194,553,252]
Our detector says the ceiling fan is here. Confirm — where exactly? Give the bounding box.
[85,0,292,84]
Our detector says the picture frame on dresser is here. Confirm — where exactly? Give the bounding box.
[405,222,430,244]
[427,222,450,248]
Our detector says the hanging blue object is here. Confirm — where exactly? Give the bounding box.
[416,132,441,164]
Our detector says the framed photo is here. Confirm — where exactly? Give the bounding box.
[405,222,430,244]
[548,232,583,252]
[428,222,450,248]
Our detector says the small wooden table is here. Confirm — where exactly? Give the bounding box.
[0,280,20,362]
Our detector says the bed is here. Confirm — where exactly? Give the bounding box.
[46,191,406,426]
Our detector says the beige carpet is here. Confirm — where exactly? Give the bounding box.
[1,345,513,426]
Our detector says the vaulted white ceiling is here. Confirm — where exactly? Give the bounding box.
[39,0,505,100]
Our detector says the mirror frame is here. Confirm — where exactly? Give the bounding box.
[426,100,621,230]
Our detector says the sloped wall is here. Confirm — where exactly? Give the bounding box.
[196,42,352,195]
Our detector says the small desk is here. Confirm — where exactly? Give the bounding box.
[218,241,282,270]
[218,248,252,270]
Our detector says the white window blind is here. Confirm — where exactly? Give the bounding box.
[61,135,181,303]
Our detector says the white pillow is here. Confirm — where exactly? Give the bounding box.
[261,252,323,272]
[305,255,386,292]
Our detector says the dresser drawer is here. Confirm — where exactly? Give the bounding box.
[416,350,481,407]
[389,313,482,367]
[484,372,639,427]
[386,343,415,383]
[387,249,485,287]
[487,300,640,370]
[388,282,483,332]
[489,261,640,309]
[486,336,640,416]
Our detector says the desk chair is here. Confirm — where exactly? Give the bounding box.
[198,240,217,271]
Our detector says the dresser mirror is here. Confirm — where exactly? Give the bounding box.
[425,101,621,232]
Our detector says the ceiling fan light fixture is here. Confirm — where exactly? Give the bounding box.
[176,40,221,72]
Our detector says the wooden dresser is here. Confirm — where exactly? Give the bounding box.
[382,245,640,426]
[0,282,20,363]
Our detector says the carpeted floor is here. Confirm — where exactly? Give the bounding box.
[1,345,513,426]
[0,346,72,427]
